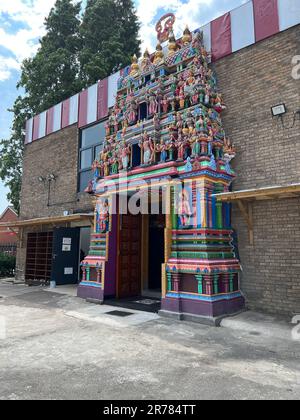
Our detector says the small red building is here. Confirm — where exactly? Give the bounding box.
[0,207,18,254]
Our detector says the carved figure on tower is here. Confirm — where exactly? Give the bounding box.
[156,139,168,163]
[139,132,155,165]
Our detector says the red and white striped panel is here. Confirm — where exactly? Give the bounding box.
[78,84,98,128]
[108,71,120,109]
[98,78,109,120]
[253,0,279,42]
[25,118,33,144]
[46,103,62,135]
[201,23,211,54]
[78,81,109,128]
[69,94,79,125]
[211,12,232,62]
[38,111,47,139]
[231,1,255,52]
[278,0,300,31]
[32,115,40,142]
[97,78,108,120]
[78,89,88,128]
[61,94,79,129]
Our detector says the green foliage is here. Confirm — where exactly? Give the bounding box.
[0,253,16,278]
[18,0,83,113]
[79,0,141,84]
[1,0,141,211]
[0,96,29,213]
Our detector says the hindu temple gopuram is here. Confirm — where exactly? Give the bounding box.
[77,14,245,322]
[9,1,300,319]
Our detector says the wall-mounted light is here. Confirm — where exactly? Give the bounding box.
[271,103,287,117]
[38,176,46,183]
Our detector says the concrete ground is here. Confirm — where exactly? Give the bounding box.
[0,281,300,400]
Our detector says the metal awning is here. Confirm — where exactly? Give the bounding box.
[214,183,300,202]
[0,213,94,229]
[214,183,300,246]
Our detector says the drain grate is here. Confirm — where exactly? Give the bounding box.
[105,310,134,317]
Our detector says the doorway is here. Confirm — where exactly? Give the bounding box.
[117,214,142,298]
[51,227,80,286]
[147,214,165,295]
[117,212,165,299]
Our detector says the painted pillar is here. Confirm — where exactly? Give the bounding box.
[204,275,213,295]
[172,273,181,292]
[195,274,203,294]
[171,185,177,229]
[222,273,230,293]
[200,184,207,228]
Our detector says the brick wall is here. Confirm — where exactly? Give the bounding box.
[18,125,94,282]
[20,124,94,219]
[215,25,300,316]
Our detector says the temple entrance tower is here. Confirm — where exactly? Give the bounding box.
[78,14,245,323]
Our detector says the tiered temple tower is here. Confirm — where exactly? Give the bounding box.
[78,14,245,323]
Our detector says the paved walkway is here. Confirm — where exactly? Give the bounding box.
[0,282,300,400]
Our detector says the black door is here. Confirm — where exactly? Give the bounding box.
[148,225,164,290]
[51,228,80,285]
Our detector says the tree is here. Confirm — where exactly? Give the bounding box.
[19,0,83,113]
[0,0,83,212]
[0,96,30,213]
[1,0,141,211]
[79,0,141,85]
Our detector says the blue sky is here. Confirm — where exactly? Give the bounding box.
[0,0,246,213]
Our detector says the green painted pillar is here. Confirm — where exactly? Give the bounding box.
[213,274,219,294]
[229,273,234,292]
[171,186,177,229]
[167,272,172,292]
[216,201,223,229]
[86,266,90,282]
[195,275,203,294]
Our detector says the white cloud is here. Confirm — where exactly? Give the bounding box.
[0,0,58,80]
[0,56,19,81]
[136,0,214,52]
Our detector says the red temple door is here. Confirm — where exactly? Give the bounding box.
[118,214,142,298]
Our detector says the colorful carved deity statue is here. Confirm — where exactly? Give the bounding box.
[176,132,190,161]
[190,133,201,157]
[126,95,138,125]
[161,96,169,114]
[156,139,168,163]
[96,198,109,233]
[153,113,160,131]
[167,137,177,161]
[119,141,132,170]
[141,49,152,72]
[148,93,158,116]
[139,132,155,165]
[178,87,185,109]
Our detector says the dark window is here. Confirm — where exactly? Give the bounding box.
[139,102,148,120]
[132,143,141,168]
[78,120,107,192]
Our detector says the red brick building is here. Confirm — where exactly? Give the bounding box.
[0,207,18,254]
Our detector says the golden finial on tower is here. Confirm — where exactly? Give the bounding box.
[168,30,177,56]
[130,54,140,76]
[182,25,192,45]
[153,42,164,65]
[141,49,151,71]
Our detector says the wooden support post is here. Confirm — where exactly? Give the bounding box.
[237,200,254,246]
